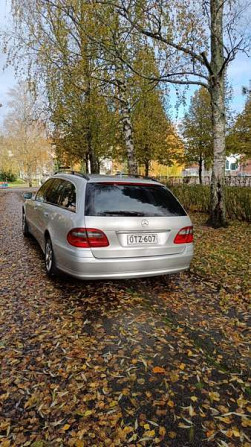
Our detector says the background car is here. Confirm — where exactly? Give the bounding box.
[22,172,193,279]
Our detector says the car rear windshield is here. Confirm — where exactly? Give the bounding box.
[85,183,186,217]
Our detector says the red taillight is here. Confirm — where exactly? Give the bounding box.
[174,226,193,244]
[67,228,109,248]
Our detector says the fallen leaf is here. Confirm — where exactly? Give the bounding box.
[152,366,165,374]
[168,431,177,439]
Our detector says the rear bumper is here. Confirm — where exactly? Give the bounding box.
[55,245,194,280]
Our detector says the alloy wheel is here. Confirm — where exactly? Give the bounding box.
[45,239,53,273]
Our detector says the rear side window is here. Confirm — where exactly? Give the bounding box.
[85,183,186,217]
[43,179,76,211]
[46,178,63,204]
[36,178,55,202]
[57,181,76,212]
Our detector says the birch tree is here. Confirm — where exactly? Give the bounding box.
[6,0,138,174]
[113,0,251,227]
[55,1,139,174]
[182,88,213,184]
[7,0,114,173]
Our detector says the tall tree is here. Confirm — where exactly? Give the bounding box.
[65,2,140,174]
[182,88,213,184]
[131,46,177,175]
[133,94,174,176]
[227,92,251,158]
[7,0,139,174]
[115,0,250,227]
[3,82,53,186]
[0,134,19,178]
[48,66,116,171]
[7,0,116,173]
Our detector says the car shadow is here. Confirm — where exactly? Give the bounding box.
[24,229,174,322]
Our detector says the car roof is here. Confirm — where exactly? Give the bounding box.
[88,174,160,184]
[53,171,161,185]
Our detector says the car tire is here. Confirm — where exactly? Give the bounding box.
[45,236,58,276]
[22,211,30,237]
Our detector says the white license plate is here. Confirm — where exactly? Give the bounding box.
[127,233,158,245]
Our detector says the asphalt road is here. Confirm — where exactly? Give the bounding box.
[0,187,38,193]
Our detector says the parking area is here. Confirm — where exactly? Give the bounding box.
[0,190,250,447]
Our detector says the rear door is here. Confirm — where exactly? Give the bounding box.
[27,178,55,242]
[46,178,77,242]
[34,178,63,247]
[84,182,192,259]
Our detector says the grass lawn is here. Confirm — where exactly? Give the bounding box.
[7,179,39,188]
[191,213,250,301]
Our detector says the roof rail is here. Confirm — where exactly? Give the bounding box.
[54,169,90,181]
[117,173,158,182]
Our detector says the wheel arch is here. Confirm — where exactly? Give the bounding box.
[43,230,51,253]
[44,229,50,240]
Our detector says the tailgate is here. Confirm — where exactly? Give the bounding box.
[85,215,190,259]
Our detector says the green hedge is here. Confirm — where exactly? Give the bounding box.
[168,184,251,222]
[0,170,17,182]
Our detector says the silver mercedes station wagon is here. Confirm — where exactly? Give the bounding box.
[22,172,193,279]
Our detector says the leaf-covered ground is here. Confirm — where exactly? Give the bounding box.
[0,191,250,447]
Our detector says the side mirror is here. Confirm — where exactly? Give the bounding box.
[23,192,33,200]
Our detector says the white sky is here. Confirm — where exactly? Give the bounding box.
[0,0,251,124]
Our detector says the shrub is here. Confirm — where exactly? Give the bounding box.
[0,170,17,182]
[168,184,251,222]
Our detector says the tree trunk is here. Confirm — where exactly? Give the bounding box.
[124,112,137,175]
[27,174,32,187]
[81,28,99,175]
[89,146,99,174]
[27,165,32,187]
[199,154,203,185]
[118,80,137,175]
[208,0,227,228]
[85,80,99,174]
[144,159,150,177]
[85,156,89,174]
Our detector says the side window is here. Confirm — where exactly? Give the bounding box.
[36,179,54,202]
[36,177,76,211]
[57,181,76,212]
[45,178,63,205]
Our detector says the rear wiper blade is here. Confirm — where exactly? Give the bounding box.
[98,211,145,216]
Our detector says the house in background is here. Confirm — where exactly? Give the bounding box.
[225,155,251,176]
[236,158,251,176]
[225,155,239,174]
[182,155,251,179]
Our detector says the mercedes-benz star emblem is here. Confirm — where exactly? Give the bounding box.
[141,219,149,227]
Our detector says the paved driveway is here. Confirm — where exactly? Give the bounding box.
[0,190,250,447]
